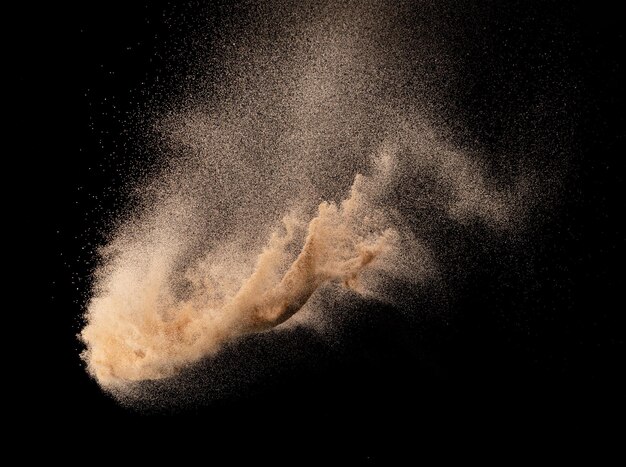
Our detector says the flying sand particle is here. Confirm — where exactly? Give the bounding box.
[80,0,532,393]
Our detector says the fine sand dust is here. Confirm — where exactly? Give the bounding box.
[80,0,532,390]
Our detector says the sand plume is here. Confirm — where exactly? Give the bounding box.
[78,1,539,394]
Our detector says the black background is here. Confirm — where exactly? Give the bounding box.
[37,0,622,449]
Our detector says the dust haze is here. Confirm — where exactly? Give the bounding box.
[80,1,547,399]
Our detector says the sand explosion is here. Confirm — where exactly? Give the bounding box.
[80,0,525,389]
